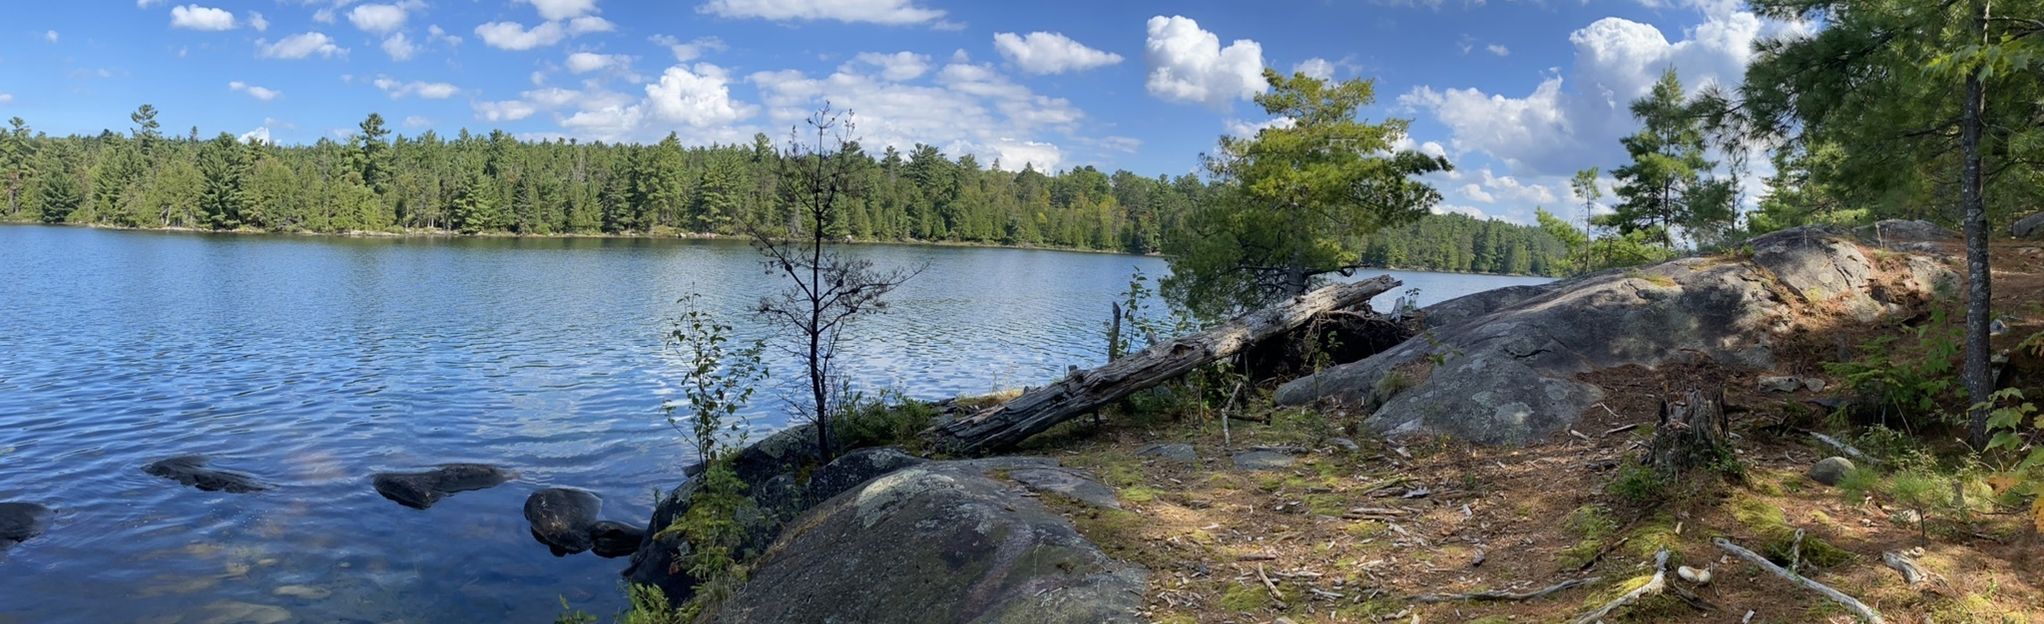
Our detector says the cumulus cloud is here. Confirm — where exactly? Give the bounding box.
[0,93,14,105]
[475,21,565,50]
[228,80,281,101]
[1144,15,1267,111]
[428,25,462,46]
[650,35,725,62]
[382,33,417,60]
[403,115,431,128]
[373,76,460,99]
[847,51,930,82]
[566,51,625,73]
[257,32,345,59]
[1399,9,1777,178]
[1292,57,1335,80]
[642,64,755,127]
[239,126,272,144]
[748,59,1082,171]
[474,99,539,122]
[347,4,408,34]
[248,11,268,32]
[700,0,945,25]
[520,0,597,21]
[170,5,235,31]
[993,32,1122,74]
[1486,44,1509,56]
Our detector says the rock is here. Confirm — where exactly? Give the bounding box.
[1408,283,1561,329]
[271,584,331,600]
[1276,227,1956,445]
[588,520,645,558]
[1233,449,1296,470]
[1677,566,1712,585]
[371,463,516,509]
[711,460,1147,623]
[192,600,292,624]
[1003,464,1121,509]
[0,501,53,549]
[525,488,602,556]
[629,428,829,602]
[1856,219,1957,245]
[1136,442,1198,463]
[2013,212,2044,239]
[1326,437,1361,452]
[1759,376,1824,393]
[1809,457,1856,486]
[803,447,927,505]
[144,455,271,493]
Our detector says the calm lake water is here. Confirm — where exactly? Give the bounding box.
[0,225,1549,623]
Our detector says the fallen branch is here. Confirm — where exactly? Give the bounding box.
[1805,431,1881,465]
[1881,551,1928,586]
[1256,563,1286,606]
[1570,549,1670,624]
[1715,538,1885,623]
[1411,577,1601,603]
[926,276,1401,454]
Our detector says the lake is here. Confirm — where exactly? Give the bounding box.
[0,225,1550,623]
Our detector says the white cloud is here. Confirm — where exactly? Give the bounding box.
[1399,10,1775,178]
[1461,184,1495,203]
[568,16,615,34]
[700,0,945,25]
[137,0,164,7]
[474,100,539,122]
[248,11,268,32]
[748,59,1081,171]
[44,30,58,43]
[347,4,408,34]
[0,93,14,105]
[992,32,1122,75]
[258,32,345,59]
[847,51,930,82]
[403,115,431,129]
[650,35,725,62]
[642,63,755,127]
[1292,57,1335,81]
[228,80,282,101]
[373,77,461,99]
[428,24,462,46]
[1486,44,1509,57]
[566,51,625,73]
[382,33,417,61]
[1223,116,1295,138]
[520,0,597,21]
[170,5,236,31]
[475,21,565,50]
[239,126,272,144]
[1144,15,1267,111]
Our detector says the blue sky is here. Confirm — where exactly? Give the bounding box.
[0,0,1806,225]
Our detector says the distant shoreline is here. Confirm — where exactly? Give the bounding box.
[0,221,1563,278]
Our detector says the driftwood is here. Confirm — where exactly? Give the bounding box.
[926,276,1401,454]
[1571,549,1670,624]
[1645,389,1734,478]
[1411,577,1601,603]
[1715,538,1885,623]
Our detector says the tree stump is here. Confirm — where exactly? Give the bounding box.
[1645,388,1735,478]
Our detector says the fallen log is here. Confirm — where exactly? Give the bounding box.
[1715,538,1885,623]
[926,276,1402,455]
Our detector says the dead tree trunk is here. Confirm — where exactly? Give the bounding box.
[927,276,1402,455]
[1645,388,1734,478]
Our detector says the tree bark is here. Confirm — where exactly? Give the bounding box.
[1962,0,1995,447]
[1645,388,1733,478]
[927,275,1402,455]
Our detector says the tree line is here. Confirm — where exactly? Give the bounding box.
[0,105,1578,275]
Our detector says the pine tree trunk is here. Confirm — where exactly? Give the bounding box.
[1645,389,1732,478]
[1962,0,1995,447]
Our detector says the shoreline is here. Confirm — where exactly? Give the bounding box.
[0,221,1566,278]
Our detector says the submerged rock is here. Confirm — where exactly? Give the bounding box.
[1275,227,1958,445]
[587,520,645,559]
[371,463,516,509]
[525,488,602,556]
[271,584,332,600]
[711,460,1147,623]
[0,501,53,550]
[144,455,271,493]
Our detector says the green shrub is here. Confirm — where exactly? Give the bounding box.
[834,390,936,452]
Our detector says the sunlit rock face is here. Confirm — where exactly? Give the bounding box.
[1276,224,1959,445]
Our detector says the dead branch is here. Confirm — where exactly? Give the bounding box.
[1881,551,1929,586]
[1715,538,1886,623]
[1410,577,1602,603]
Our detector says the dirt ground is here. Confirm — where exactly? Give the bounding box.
[1017,240,2044,624]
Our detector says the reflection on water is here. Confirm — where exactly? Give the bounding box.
[0,225,1549,622]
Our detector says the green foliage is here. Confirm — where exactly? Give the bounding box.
[1603,68,1737,248]
[1558,504,1618,569]
[655,296,765,619]
[1355,212,1576,277]
[833,390,936,452]
[1165,67,1451,318]
[1536,207,1590,275]
[1608,463,1673,506]
[1823,308,1964,430]
[665,295,767,465]
[1983,388,2042,470]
